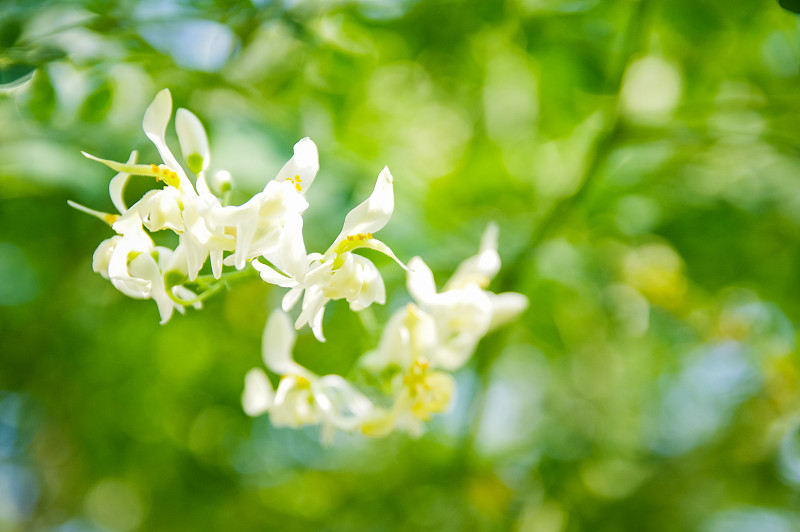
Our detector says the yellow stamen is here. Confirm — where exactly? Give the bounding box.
[285,175,303,192]
[103,214,119,225]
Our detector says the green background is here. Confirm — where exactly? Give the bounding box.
[2,0,800,530]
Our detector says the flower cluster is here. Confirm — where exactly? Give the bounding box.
[73,89,528,439]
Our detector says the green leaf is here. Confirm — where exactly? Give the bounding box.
[80,81,113,123]
[26,69,55,122]
[0,63,35,90]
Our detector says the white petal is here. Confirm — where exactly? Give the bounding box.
[242,368,275,417]
[109,151,138,214]
[488,292,529,330]
[142,89,195,193]
[314,375,374,430]
[252,260,296,287]
[337,166,394,241]
[407,256,438,305]
[262,310,302,374]
[274,137,319,192]
[352,255,385,310]
[295,285,328,341]
[210,249,223,279]
[176,107,210,173]
[446,223,501,290]
[92,237,120,279]
[280,287,302,312]
[195,172,212,196]
[129,252,175,324]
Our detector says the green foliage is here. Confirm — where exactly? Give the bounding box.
[2,0,800,530]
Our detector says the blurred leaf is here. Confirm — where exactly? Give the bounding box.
[80,81,113,123]
[779,0,800,13]
[0,63,35,90]
[0,18,21,49]
[26,70,55,122]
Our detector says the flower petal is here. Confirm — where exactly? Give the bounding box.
[407,256,438,305]
[262,310,303,374]
[274,137,319,192]
[176,108,210,174]
[142,89,195,193]
[446,222,501,290]
[487,292,529,330]
[242,368,275,417]
[109,151,138,214]
[337,166,394,242]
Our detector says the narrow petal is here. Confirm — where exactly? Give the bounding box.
[262,310,302,374]
[337,166,394,241]
[210,249,223,279]
[252,260,297,287]
[359,238,407,270]
[242,368,275,416]
[176,108,210,174]
[274,137,319,192]
[446,223,501,290]
[407,256,438,305]
[108,151,138,214]
[128,252,174,324]
[196,172,212,196]
[488,292,529,330]
[314,375,374,430]
[142,89,195,193]
[282,287,303,311]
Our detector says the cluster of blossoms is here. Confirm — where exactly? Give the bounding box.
[72,89,528,439]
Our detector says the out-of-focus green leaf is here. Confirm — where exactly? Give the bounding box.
[80,81,113,123]
[26,70,55,122]
[0,63,35,90]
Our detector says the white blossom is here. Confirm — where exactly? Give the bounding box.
[242,310,375,440]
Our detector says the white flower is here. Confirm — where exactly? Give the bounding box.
[82,89,237,281]
[221,137,319,271]
[359,355,456,438]
[405,223,529,370]
[83,213,199,324]
[258,167,403,342]
[242,310,375,440]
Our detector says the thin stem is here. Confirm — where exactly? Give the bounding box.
[167,264,258,306]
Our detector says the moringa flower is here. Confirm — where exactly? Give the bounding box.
[405,224,529,370]
[257,166,405,342]
[242,310,375,440]
[221,137,319,271]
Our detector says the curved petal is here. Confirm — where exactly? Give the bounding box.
[109,151,138,214]
[242,368,275,417]
[282,287,304,311]
[142,89,195,193]
[407,256,438,305]
[274,137,319,192]
[176,108,210,174]
[446,223,501,290]
[336,166,394,242]
[252,260,297,288]
[262,310,303,374]
[314,375,374,430]
[487,292,529,330]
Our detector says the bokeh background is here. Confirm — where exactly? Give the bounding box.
[3,0,800,530]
